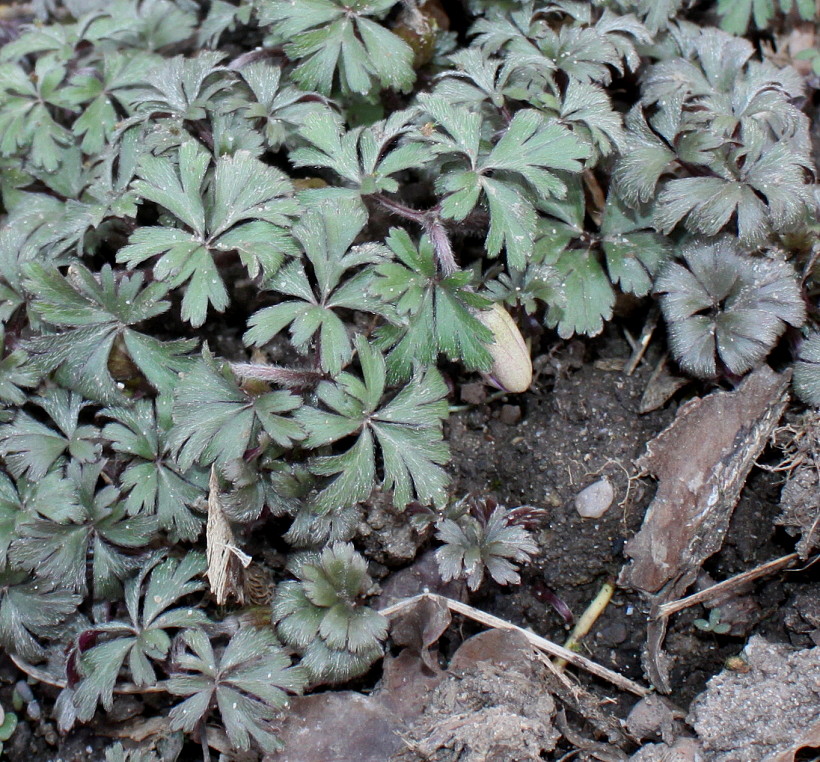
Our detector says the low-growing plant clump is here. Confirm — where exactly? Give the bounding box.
[0,0,817,757]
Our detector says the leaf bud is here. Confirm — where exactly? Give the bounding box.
[476,304,532,393]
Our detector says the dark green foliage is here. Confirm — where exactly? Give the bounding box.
[257,0,415,95]
[73,553,208,720]
[0,388,100,480]
[0,0,817,753]
[273,542,387,682]
[0,569,81,661]
[102,401,207,541]
[297,336,450,511]
[170,350,304,471]
[168,627,305,753]
[118,140,299,326]
[23,262,196,403]
[372,228,494,381]
[245,200,390,375]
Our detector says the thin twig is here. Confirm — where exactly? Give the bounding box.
[655,553,799,619]
[623,308,658,376]
[9,654,167,694]
[380,592,650,697]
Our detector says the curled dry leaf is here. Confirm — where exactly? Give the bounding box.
[206,465,251,605]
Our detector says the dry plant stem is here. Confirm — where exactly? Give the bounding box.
[656,552,800,619]
[374,194,458,275]
[555,580,616,671]
[380,592,650,697]
[9,654,167,694]
[623,308,658,376]
[229,362,323,387]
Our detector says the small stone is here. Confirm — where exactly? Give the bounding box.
[499,404,522,425]
[574,477,614,518]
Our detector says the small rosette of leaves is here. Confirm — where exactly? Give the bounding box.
[168,626,306,754]
[655,238,805,378]
[272,542,387,683]
[434,497,541,590]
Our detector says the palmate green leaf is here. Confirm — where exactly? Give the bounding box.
[548,80,626,161]
[656,238,805,378]
[471,3,649,87]
[602,194,672,297]
[611,107,676,208]
[258,0,414,95]
[420,95,589,269]
[291,106,428,199]
[0,54,84,170]
[654,141,815,247]
[273,542,387,682]
[198,0,253,46]
[0,469,81,567]
[119,141,299,327]
[168,627,305,754]
[82,0,198,51]
[227,61,330,151]
[102,401,208,542]
[23,262,196,403]
[73,553,208,721]
[170,351,305,471]
[540,244,614,339]
[371,228,493,381]
[0,569,81,661]
[297,336,449,510]
[0,335,38,417]
[64,51,156,154]
[11,460,156,599]
[129,52,231,121]
[0,388,100,480]
[245,200,389,376]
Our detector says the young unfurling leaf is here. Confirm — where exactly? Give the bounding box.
[273,542,387,682]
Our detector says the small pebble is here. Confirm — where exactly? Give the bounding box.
[574,477,614,518]
[499,404,522,425]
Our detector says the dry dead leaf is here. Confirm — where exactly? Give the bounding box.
[206,465,250,605]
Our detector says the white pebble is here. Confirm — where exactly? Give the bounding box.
[574,477,614,518]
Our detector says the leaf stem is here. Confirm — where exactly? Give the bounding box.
[373,194,458,276]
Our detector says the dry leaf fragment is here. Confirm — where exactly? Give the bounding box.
[206,465,250,605]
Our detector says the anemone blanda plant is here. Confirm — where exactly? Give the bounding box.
[0,0,817,756]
